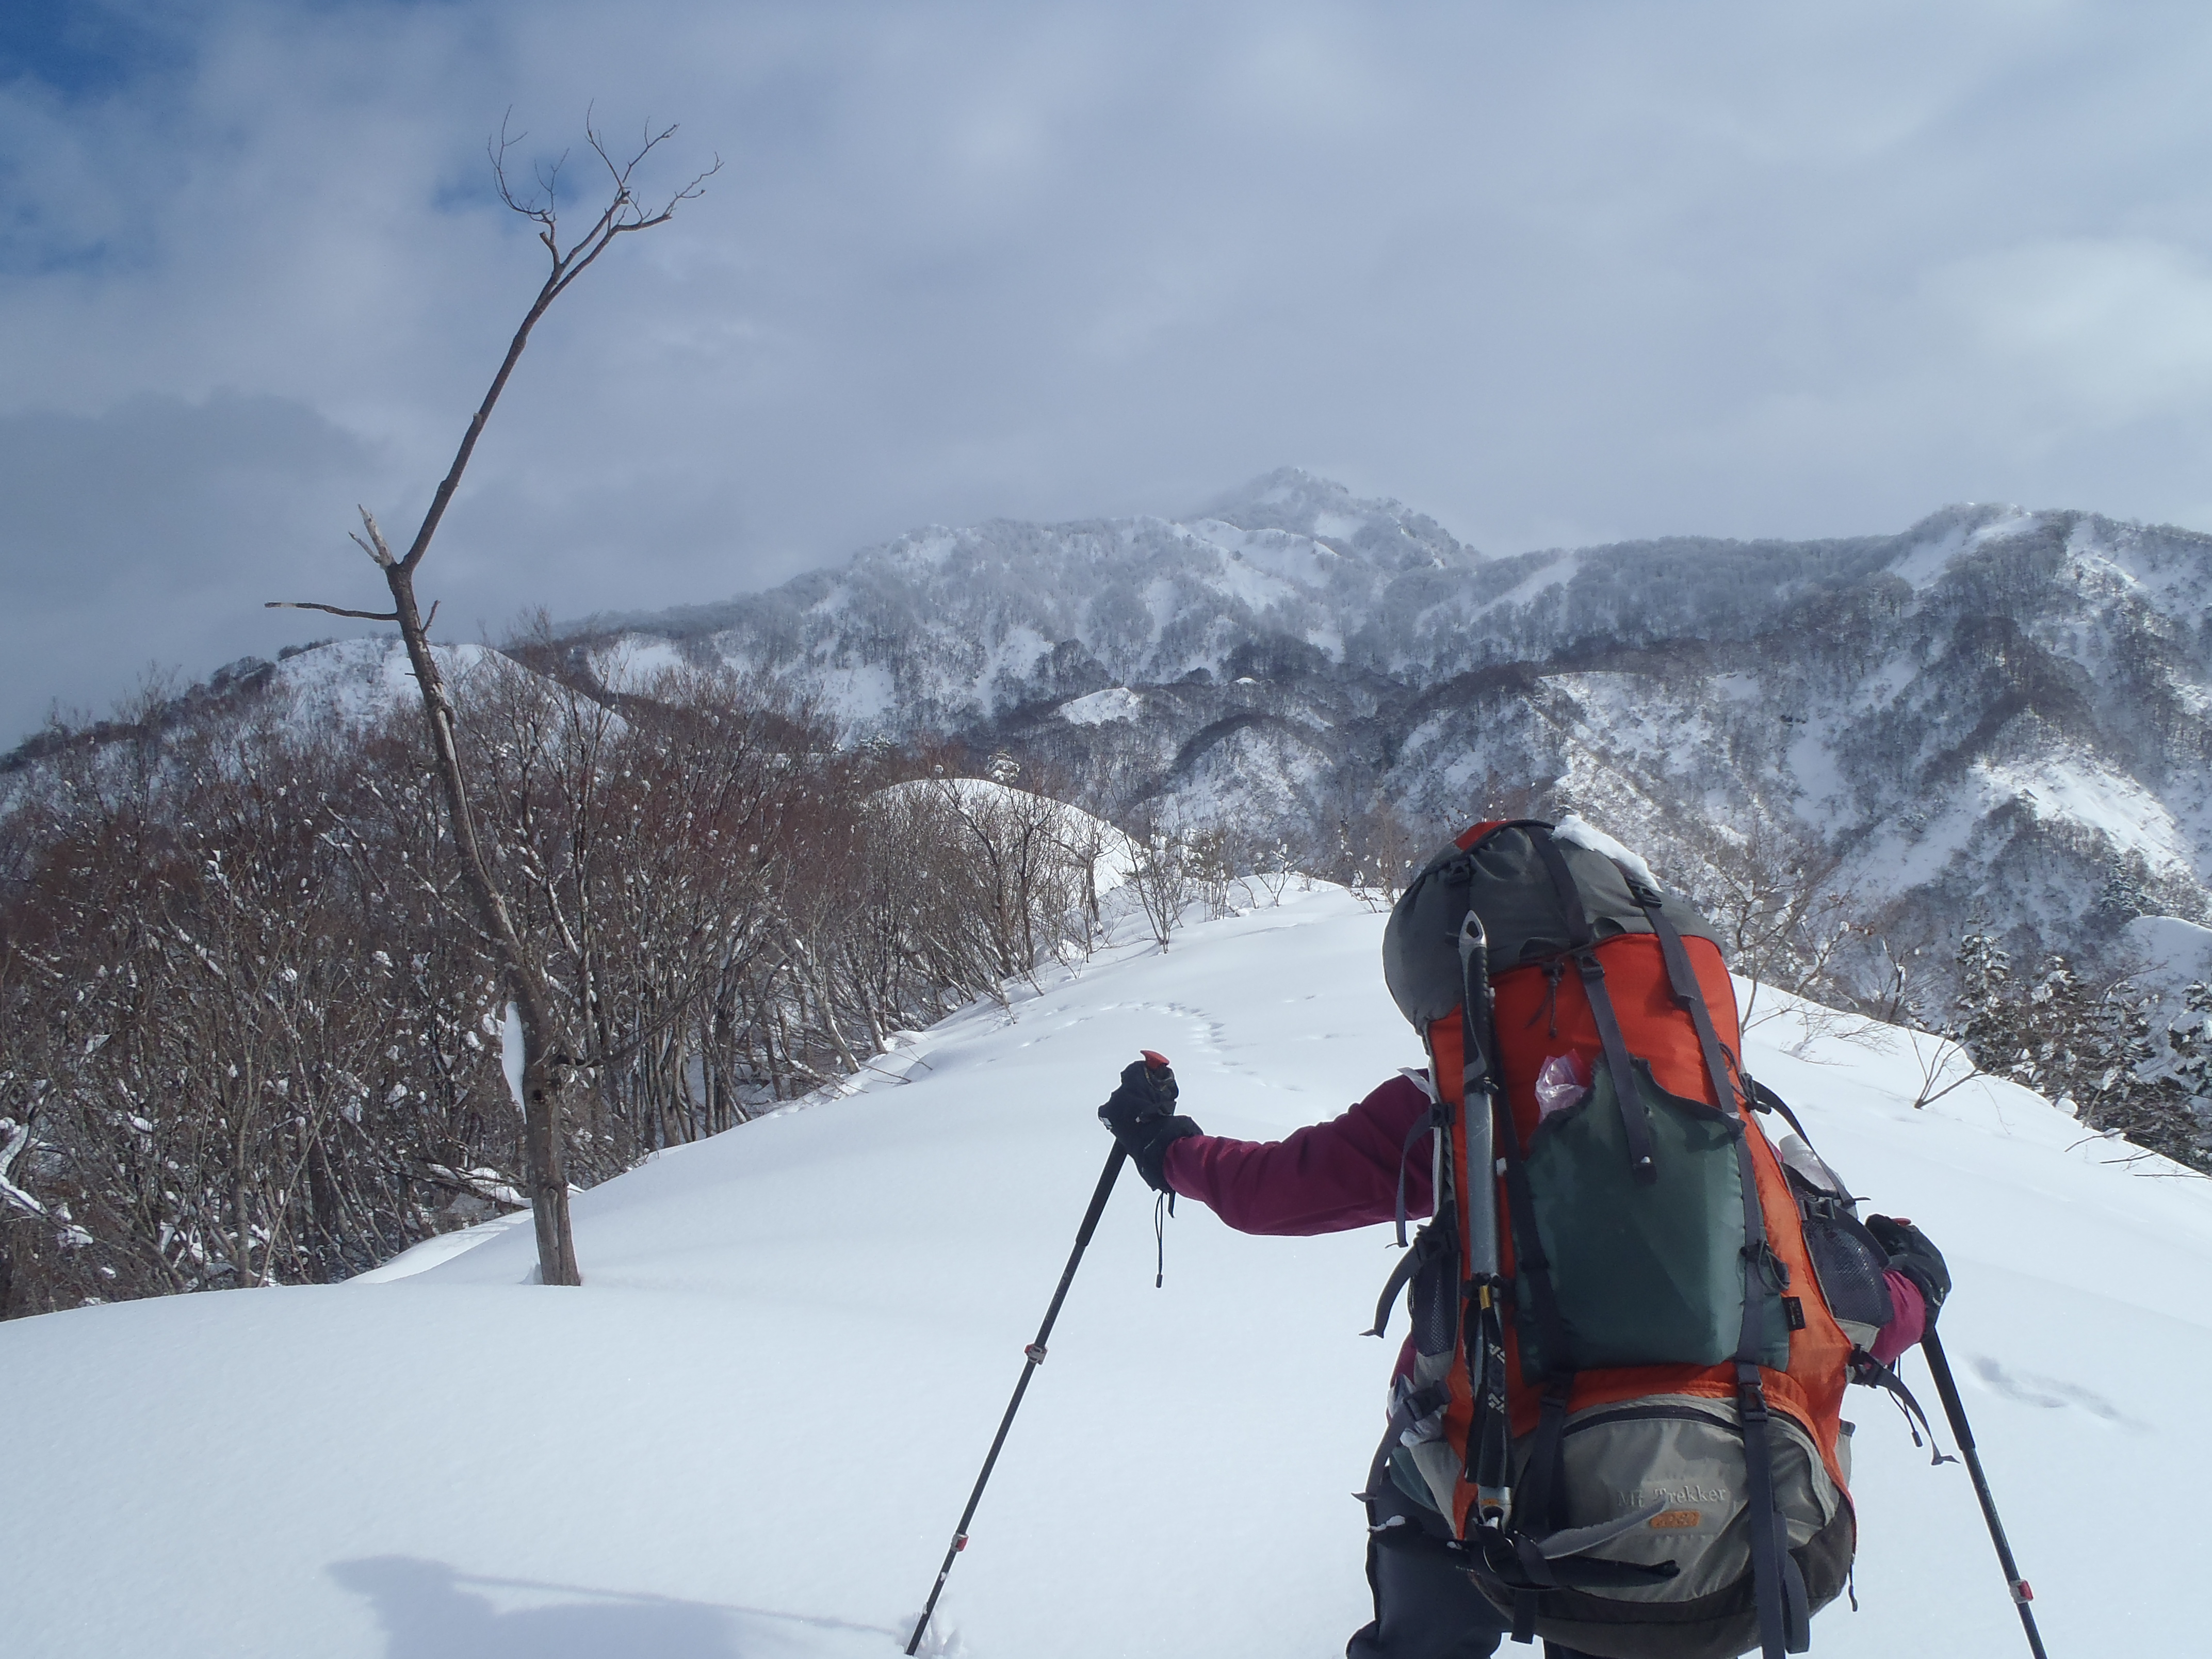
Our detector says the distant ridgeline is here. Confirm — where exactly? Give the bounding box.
[548,469,2212,1172]
[551,471,2212,977]
[6,471,2210,1303]
[18,467,2212,1015]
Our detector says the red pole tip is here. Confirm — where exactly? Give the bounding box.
[1140,1049,1170,1068]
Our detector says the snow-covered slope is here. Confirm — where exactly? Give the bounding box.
[264,636,508,732]
[551,477,2212,978]
[6,886,2205,1657]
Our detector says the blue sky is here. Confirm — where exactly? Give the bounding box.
[5,1,2212,740]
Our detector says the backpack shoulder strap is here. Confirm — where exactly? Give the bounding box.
[1632,884,1742,1114]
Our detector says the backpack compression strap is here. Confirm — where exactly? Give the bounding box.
[1528,833,1659,1184]
[1637,888,1810,1658]
[1633,888,1745,1116]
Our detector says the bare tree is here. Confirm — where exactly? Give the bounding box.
[1334,796,1426,910]
[1125,809,1195,951]
[1685,817,1856,1030]
[268,116,717,1286]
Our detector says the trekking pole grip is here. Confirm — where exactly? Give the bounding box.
[1922,1330,2052,1659]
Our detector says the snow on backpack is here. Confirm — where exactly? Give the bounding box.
[1369,818,1901,1659]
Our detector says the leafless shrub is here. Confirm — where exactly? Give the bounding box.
[1902,1030,1982,1111]
[1121,807,1200,951]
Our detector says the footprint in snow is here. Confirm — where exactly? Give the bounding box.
[1971,1355,2145,1429]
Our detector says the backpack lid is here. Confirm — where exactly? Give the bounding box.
[1380,818,1721,1031]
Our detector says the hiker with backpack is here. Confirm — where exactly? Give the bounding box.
[1099,817,1952,1659]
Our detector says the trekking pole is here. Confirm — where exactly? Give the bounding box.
[1921,1329,2052,1659]
[905,1052,1163,1656]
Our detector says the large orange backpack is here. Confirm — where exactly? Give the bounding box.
[1372,820,1887,1659]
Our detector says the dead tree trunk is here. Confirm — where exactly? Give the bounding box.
[270,116,716,1287]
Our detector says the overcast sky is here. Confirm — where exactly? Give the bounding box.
[4,0,2211,742]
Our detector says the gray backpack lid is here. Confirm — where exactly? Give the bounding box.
[1380,819,1722,1031]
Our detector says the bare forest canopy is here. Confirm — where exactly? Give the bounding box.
[6,652,2209,1323]
[0,658,1211,1318]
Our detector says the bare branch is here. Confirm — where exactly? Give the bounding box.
[265,601,401,622]
[358,508,393,561]
[392,118,708,579]
[346,508,394,571]
[490,111,548,220]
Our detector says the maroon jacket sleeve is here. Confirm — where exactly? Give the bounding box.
[1160,1073,1434,1235]
[1868,1272,1927,1365]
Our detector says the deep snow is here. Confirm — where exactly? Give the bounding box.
[7,885,2208,1658]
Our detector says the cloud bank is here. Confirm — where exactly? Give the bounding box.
[4,0,2211,738]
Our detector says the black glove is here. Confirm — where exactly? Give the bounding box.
[1865,1214,1950,1324]
[1098,1053,1201,1193]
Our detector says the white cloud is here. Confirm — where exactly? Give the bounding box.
[1928,237,2212,420]
[3,0,2212,740]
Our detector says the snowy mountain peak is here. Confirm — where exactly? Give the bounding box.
[1191,466,1477,570]
[1877,503,2044,588]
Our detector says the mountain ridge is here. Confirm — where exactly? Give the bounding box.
[14,473,2212,1019]
[530,480,2212,1009]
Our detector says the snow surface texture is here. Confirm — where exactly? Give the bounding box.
[6,886,2204,1657]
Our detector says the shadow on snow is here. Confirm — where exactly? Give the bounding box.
[329,1556,905,1658]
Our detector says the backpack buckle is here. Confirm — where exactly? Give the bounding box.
[1736,1371,1769,1422]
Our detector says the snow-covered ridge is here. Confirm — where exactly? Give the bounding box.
[1058,686,1144,726]
[4,886,2202,1655]
[266,636,506,730]
[867,775,1140,897]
